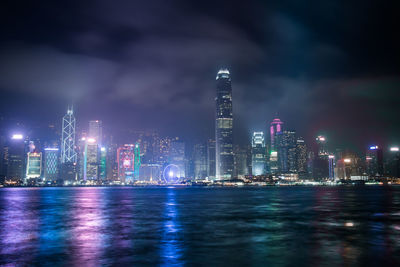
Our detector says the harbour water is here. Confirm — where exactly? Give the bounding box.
[1,186,400,266]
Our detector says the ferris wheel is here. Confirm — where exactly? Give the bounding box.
[162,164,181,184]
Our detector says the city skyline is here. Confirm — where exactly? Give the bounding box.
[1,1,400,266]
[1,0,399,151]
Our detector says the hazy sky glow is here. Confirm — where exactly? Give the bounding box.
[0,0,399,150]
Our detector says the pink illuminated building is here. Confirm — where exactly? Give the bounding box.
[269,117,284,151]
[117,145,135,183]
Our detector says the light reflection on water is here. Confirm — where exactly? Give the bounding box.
[161,188,183,266]
[0,186,400,266]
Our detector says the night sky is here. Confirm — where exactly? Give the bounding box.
[0,0,399,151]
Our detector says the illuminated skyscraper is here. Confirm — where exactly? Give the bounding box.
[26,152,42,179]
[89,120,103,147]
[328,155,335,179]
[316,136,328,157]
[313,136,329,179]
[169,139,186,178]
[386,147,400,177]
[117,144,135,183]
[269,117,283,151]
[251,132,266,176]
[276,130,296,173]
[215,69,234,179]
[99,146,107,180]
[366,145,383,177]
[234,145,250,178]
[295,137,307,178]
[207,139,216,179]
[134,143,141,180]
[6,134,25,182]
[61,107,77,163]
[269,151,278,174]
[44,148,59,181]
[85,138,99,181]
[193,143,207,180]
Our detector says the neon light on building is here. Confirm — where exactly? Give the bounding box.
[11,134,23,140]
[270,117,283,151]
[117,145,135,183]
[26,152,42,179]
[44,148,59,181]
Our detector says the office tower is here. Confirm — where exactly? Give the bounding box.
[251,132,266,176]
[44,148,59,182]
[234,145,250,178]
[85,138,99,181]
[366,145,383,177]
[6,134,25,183]
[61,107,77,163]
[313,136,329,179]
[307,151,314,178]
[316,136,329,157]
[276,130,296,173]
[269,117,284,151]
[269,151,278,174]
[138,132,158,164]
[340,153,364,179]
[61,107,77,182]
[169,139,186,178]
[26,152,42,179]
[207,139,216,179]
[155,136,171,166]
[296,137,307,178]
[117,144,135,183]
[0,135,6,184]
[193,143,207,180]
[328,155,335,179]
[106,142,118,181]
[215,69,234,180]
[88,120,103,147]
[99,147,107,181]
[134,143,141,180]
[386,147,400,177]
[76,136,86,181]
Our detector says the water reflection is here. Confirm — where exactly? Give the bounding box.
[67,188,106,266]
[161,187,183,266]
[0,187,400,265]
[0,188,40,265]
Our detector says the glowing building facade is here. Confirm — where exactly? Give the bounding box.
[366,145,383,177]
[169,140,186,178]
[276,130,297,173]
[295,138,307,178]
[251,132,266,176]
[193,143,207,180]
[61,107,77,164]
[117,145,135,183]
[99,147,107,180]
[85,138,99,180]
[215,69,234,179]
[6,134,26,182]
[134,143,141,180]
[270,117,283,151]
[44,148,59,181]
[313,136,329,179]
[26,152,42,179]
[207,139,216,179]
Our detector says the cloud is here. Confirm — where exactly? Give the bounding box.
[0,43,117,100]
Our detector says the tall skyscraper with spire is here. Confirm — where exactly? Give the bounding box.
[61,107,77,164]
[215,69,234,179]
